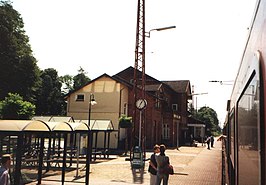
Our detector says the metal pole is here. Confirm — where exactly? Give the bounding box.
[85,130,92,185]
[86,94,93,185]
[14,134,23,185]
[75,133,80,178]
[138,110,142,147]
[61,133,68,185]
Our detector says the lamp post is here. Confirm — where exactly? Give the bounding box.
[191,92,208,112]
[209,80,234,85]
[145,26,176,38]
[85,93,97,185]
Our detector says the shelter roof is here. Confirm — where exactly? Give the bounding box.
[32,116,52,122]
[32,116,74,122]
[0,120,89,132]
[0,120,50,132]
[187,116,206,127]
[78,119,114,131]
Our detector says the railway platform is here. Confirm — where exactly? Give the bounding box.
[26,138,222,185]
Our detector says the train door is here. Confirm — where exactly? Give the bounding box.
[235,51,261,185]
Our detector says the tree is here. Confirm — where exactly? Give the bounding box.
[35,68,65,115]
[0,1,40,101]
[59,74,74,94]
[73,67,90,90]
[195,106,220,135]
[0,93,35,119]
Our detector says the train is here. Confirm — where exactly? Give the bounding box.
[223,0,266,184]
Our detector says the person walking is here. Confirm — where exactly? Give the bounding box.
[210,135,215,147]
[206,136,211,150]
[0,154,11,185]
[148,144,160,185]
[155,144,170,185]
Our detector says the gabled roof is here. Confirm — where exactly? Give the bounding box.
[64,73,131,98]
[65,66,191,99]
[113,66,161,85]
[163,80,191,94]
[145,84,162,92]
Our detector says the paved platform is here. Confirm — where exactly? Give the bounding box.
[26,138,222,185]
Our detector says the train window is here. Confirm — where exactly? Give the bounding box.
[229,111,235,168]
[237,72,260,185]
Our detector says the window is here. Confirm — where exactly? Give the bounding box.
[76,94,85,101]
[123,103,128,115]
[162,123,170,139]
[229,111,235,167]
[172,104,178,111]
[237,73,260,185]
[155,97,160,108]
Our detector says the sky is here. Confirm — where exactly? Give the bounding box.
[11,0,257,126]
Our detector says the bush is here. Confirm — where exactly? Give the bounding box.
[119,115,132,128]
[0,93,35,119]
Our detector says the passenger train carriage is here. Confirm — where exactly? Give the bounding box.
[223,0,266,184]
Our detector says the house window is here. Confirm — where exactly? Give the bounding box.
[172,104,178,111]
[123,103,128,115]
[162,123,170,139]
[76,94,85,101]
[155,97,160,108]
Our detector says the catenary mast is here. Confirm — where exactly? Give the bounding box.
[132,0,146,157]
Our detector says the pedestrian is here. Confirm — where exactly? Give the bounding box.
[155,144,171,185]
[190,134,194,146]
[0,154,11,185]
[206,136,211,149]
[148,144,160,185]
[210,135,214,147]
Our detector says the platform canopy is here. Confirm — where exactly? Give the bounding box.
[32,116,75,123]
[78,120,114,131]
[187,117,206,127]
[0,120,89,132]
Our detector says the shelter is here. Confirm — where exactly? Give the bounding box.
[0,120,90,185]
[187,116,206,143]
[78,119,115,158]
[32,116,75,122]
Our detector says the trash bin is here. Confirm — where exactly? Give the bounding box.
[131,146,144,169]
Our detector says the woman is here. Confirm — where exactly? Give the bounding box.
[155,144,170,185]
[148,144,160,185]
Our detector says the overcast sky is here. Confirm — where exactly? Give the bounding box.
[12,0,257,126]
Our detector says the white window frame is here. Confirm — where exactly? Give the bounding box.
[172,104,178,111]
[123,102,128,115]
[76,94,85,101]
[162,123,170,139]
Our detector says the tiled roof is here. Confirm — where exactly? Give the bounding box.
[145,84,161,92]
[163,80,190,93]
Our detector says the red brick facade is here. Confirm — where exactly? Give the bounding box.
[114,67,192,149]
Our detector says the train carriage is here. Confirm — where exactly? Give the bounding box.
[223,0,266,184]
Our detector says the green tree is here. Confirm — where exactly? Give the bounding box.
[35,68,65,115]
[0,93,35,119]
[73,67,90,90]
[0,1,40,101]
[59,74,74,94]
[196,106,220,135]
